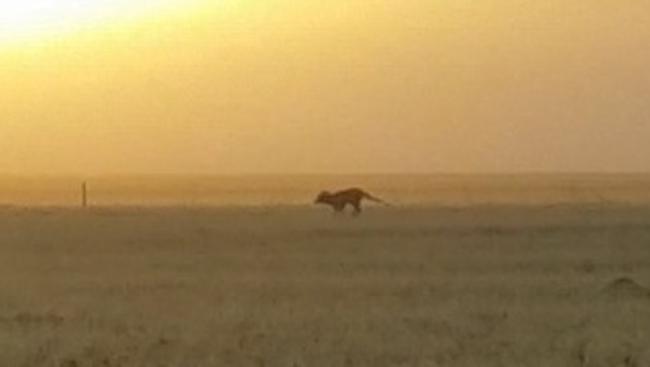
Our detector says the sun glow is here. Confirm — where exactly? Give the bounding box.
[0,0,202,45]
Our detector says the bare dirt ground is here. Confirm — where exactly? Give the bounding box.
[0,205,648,366]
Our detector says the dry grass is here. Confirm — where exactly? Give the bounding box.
[0,205,649,366]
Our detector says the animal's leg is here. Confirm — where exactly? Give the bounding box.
[352,202,362,216]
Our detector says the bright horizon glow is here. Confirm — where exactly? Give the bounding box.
[1,1,649,175]
[0,0,203,45]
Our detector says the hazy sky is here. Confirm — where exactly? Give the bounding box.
[1,0,649,174]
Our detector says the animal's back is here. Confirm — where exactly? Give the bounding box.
[334,188,366,199]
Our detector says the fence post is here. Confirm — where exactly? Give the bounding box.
[82,181,88,208]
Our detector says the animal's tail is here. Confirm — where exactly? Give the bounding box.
[363,192,389,205]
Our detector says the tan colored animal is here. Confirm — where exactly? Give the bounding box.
[314,188,386,215]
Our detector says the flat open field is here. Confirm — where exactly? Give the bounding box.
[0,205,649,366]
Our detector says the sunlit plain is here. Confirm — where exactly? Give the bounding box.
[1,205,649,365]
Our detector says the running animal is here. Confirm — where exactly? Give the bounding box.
[314,188,387,215]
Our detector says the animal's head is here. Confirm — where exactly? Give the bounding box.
[314,191,331,204]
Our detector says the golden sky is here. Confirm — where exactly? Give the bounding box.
[1,0,649,174]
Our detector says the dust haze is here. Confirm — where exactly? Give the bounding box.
[2,0,650,366]
[1,0,650,174]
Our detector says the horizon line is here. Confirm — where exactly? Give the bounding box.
[2,171,650,178]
